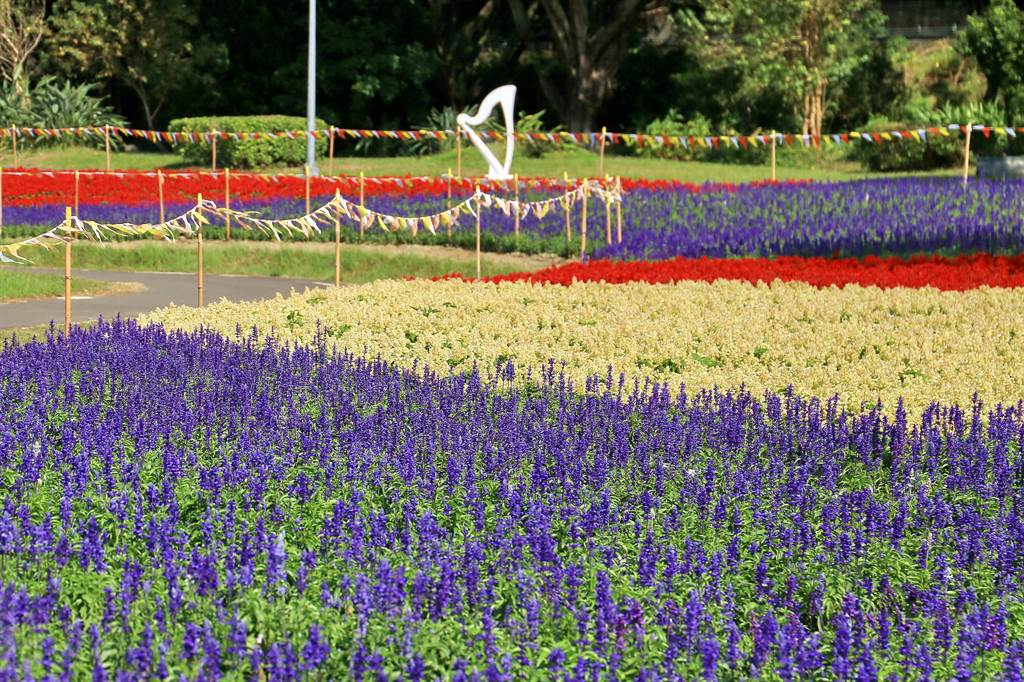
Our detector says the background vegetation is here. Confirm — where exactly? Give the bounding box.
[0,0,1020,172]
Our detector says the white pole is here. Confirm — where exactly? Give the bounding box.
[305,0,319,175]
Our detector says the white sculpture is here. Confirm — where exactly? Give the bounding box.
[457,84,517,180]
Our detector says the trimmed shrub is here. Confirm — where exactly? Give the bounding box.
[168,115,328,168]
[633,110,768,165]
[846,103,1023,172]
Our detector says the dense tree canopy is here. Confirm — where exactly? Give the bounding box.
[0,0,1008,137]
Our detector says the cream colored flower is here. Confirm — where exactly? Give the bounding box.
[142,280,1024,418]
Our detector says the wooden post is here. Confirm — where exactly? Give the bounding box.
[616,176,623,244]
[64,207,72,335]
[604,177,612,245]
[196,193,204,308]
[104,125,111,172]
[475,185,482,280]
[563,171,571,249]
[579,181,588,260]
[513,173,520,245]
[328,126,335,176]
[358,171,365,240]
[9,127,16,167]
[456,132,462,178]
[963,122,973,186]
[770,131,777,182]
[157,170,165,225]
[211,134,218,171]
[74,170,80,216]
[334,191,341,287]
[304,165,311,214]
[224,168,231,241]
[447,168,453,211]
[598,126,607,176]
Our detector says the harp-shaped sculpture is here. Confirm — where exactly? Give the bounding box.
[457,85,517,179]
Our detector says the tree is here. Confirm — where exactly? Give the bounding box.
[47,0,225,130]
[0,0,45,98]
[957,0,1024,115]
[507,0,679,131]
[687,0,890,137]
[424,0,522,109]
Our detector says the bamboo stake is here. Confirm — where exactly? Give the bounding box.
[446,168,454,241]
[328,126,335,176]
[74,170,80,216]
[359,171,365,240]
[304,165,311,214]
[224,168,231,241]
[598,126,607,176]
[64,207,72,335]
[211,134,218,171]
[963,122,973,186]
[770,131,777,182]
[157,170,165,225]
[475,185,482,280]
[447,168,453,211]
[513,173,520,245]
[9,127,15,166]
[0,167,4,238]
[456,132,462,178]
[616,177,623,244]
[197,193,204,308]
[579,181,588,260]
[334,190,341,287]
[563,171,571,249]
[604,176,612,245]
[104,125,111,171]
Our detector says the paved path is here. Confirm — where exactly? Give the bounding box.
[1,268,330,329]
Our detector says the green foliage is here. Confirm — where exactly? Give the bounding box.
[829,35,910,129]
[636,109,710,161]
[903,39,987,108]
[846,101,1019,172]
[168,116,328,169]
[0,76,124,147]
[957,0,1024,112]
[47,0,225,129]
[515,110,563,158]
[635,110,767,165]
[680,0,897,135]
[409,105,480,156]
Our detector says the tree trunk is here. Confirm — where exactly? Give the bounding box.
[509,0,650,132]
[801,79,826,139]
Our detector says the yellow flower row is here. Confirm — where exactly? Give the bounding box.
[142,279,1024,417]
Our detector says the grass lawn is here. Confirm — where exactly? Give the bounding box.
[1,320,96,345]
[4,240,559,282]
[0,269,143,302]
[0,144,960,183]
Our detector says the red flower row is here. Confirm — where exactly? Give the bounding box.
[0,168,798,206]
[470,253,1024,291]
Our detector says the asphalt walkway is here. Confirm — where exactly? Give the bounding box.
[1,268,329,329]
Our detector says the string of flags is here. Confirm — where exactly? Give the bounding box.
[212,180,620,236]
[0,180,622,264]
[0,123,1015,149]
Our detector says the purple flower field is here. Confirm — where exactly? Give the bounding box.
[2,320,1024,679]
[5,178,1024,260]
